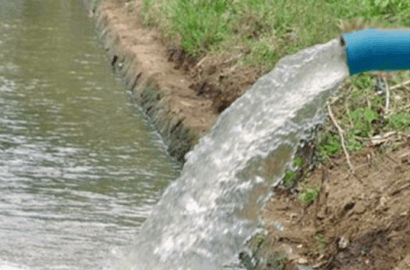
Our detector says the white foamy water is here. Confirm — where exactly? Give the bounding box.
[120,38,350,270]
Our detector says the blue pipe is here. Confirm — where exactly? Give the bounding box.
[341,28,410,75]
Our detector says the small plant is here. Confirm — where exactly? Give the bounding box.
[293,156,303,167]
[318,133,341,160]
[360,246,368,257]
[265,251,287,270]
[282,170,296,189]
[314,234,326,254]
[388,113,410,130]
[297,182,321,204]
[251,232,266,248]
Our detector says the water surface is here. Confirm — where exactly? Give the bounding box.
[0,0,180,269]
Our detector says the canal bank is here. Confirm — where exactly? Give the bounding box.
[80,0,217,162]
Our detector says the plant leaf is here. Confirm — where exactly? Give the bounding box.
[364,107,377,123]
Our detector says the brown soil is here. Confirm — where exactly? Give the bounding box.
[167,47,262,113]
[264,139,410,270]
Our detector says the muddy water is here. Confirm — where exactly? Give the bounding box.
[0,0,180,269]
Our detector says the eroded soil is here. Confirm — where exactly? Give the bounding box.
[264,139,410,270]
[167,47,262,113]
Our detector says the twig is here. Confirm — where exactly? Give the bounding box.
[370,131,397,145]
[390,78,410,91]
[195,56,208,67]
[383,77,390,115]
[329,85,352,105]
[222,54,242,65]
[327,102,354,172]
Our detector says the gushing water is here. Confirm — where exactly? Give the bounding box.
[121,38,350,270]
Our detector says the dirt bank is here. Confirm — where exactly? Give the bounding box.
[81,0,260,161]
[262,139,410,270]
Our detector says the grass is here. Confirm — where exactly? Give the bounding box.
[297,182,321,204]
[138,0,410,71]
[317,71,410,160]
[313,233,326,255]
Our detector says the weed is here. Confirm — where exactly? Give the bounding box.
[314,234,326,254]
[318,133,341,160]
[293,156,303,167]
[360,246,368,257]
[280,156,304,190]
[297,182,321,204]
[388,113,410,130]
[282,170,296,189]
[317,71,410,159]
[265,251,287,270]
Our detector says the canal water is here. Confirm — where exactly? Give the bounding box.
[0,0,180,269]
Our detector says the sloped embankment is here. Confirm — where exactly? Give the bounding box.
[81,0,217,161]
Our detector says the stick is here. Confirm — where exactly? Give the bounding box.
[327,102,354,172]
[195,56,208,67]
[383,77,390,115]
[222,54,242,65]
[390,78,410,91]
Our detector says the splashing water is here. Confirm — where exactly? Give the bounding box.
[121,38,350,270]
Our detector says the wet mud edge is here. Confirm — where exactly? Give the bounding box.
[81,0,217,162]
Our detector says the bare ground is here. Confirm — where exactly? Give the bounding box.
[264,139,410,270]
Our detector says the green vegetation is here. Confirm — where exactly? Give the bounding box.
[265,251,287,270]
[314,233,326,254]
[282,169,297,189]
[297,182,321,204]
[318,71,410,160]
[139,0,410,70]
[246,233,288,270]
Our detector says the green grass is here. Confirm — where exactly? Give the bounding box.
[282,170,297,189]
[313,233,326,254]
[297,182,321,204]
[139,0,410,70]
[317,71,410,159]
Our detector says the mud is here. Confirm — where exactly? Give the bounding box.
[264,139,410,270]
